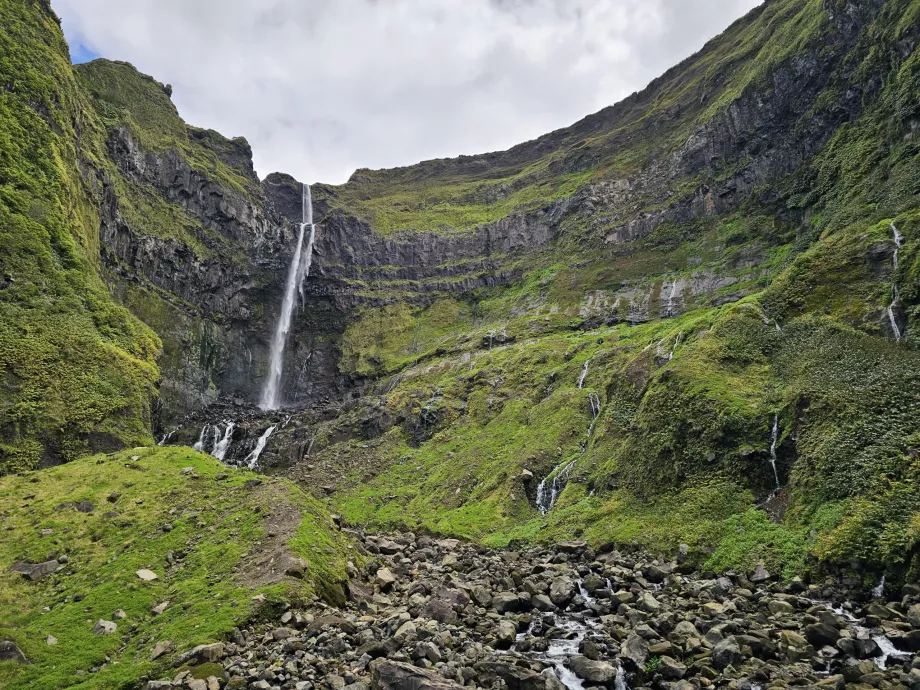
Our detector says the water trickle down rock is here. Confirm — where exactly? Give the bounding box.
[768,415,781,491]
[261,183,317,410]
[887,222,905,341]
[536,393,603,515]
[245,426,276,469]
[192,425,210,452]
[211,421,235,462]
[577,360,590,389]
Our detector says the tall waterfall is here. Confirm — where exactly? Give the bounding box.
[260,183,317,410]
[887,223,904,341]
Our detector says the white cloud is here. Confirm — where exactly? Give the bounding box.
[53,0,762,184]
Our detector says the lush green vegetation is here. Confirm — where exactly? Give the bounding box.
[0,447,351,690]
[0,0,161,472]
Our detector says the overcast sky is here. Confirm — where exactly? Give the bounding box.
[53,0,761,185]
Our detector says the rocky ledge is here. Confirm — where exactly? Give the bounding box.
[142,533,920,690]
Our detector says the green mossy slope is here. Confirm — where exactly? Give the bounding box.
[0,447,352,690]
[0,0,161,473]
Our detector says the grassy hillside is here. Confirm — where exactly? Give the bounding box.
[0,447,351,690]
[297,0,920,581]
[0,0,161,473]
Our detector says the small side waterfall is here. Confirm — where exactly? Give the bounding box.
[245,426,276,469]
[577,360,590,389]
[887,223,905,341]
[193,425,210,452]
[536,393,602,515]
[668,331,682,361]
[212,421,235,462]
[768,415,781,490]
[871,575,886,598]
[157,429,177,446]
[261,183,317,410]
[665,279,681,317]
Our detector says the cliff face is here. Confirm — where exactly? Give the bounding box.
[3,0,920,578]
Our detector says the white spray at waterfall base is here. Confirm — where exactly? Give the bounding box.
[261,183,317,410]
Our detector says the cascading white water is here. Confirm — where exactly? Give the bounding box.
[212,421,235,461]
[577,360,590,389]
[871,575,886,598]
[668,331,682,361]
[887,223,905,341]
[244,426,276,469]
[768,415,781,490]
[193,425,209,452]
[536,393,602,515]
[261,183,317,410]
[157,429,177,446]
[666,279,681,317]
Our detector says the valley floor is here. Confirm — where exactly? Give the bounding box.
[115,531,920,690]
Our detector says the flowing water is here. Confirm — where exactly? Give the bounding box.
[192,425,210,452]
[211,421,235,462]
[509,581,611,690]
[768,415,781,490]
[577,361,590,389]
[666,279,681,317]
[817,599,909,670]
[244,426,276,468]
[261,183,317,410]
[668,331,682,361]
[887,223,905,341]
[536,394,602,515]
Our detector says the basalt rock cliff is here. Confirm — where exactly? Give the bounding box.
[2,0,920,583]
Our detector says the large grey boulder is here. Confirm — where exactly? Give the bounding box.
[9,560,59,581]
[370,659,464,690]
[549,576,576,608]
[568,656,617,683]
[711,635,743,670]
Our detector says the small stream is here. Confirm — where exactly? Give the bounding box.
[511,581,629,690]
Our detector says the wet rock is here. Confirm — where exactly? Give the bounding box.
[568,656,617,683]
[711,635,743,670]
[370,659,464,690]
[549,576,576,608]
[0,641,27,663]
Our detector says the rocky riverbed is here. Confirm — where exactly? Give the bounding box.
[143,533,920,690]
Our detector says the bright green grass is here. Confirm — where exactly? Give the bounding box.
[0,447,351,690]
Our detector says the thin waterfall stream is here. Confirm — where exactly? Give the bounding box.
[887,222,905,341]
[261,183,317,410]
[536,392,603,515]
[245,426,276,468]
[768,414,781,491]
